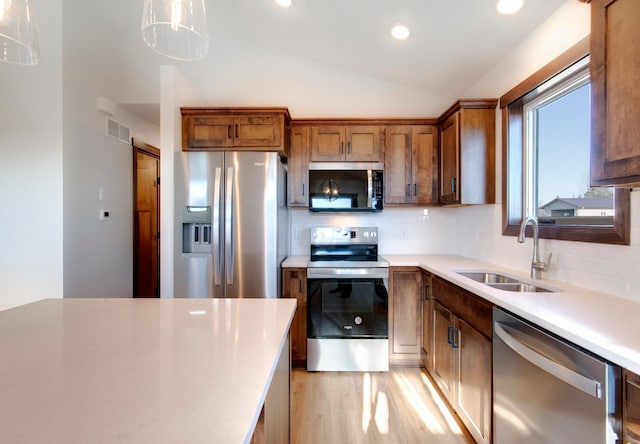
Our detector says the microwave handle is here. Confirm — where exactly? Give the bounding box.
[367,169,373,208]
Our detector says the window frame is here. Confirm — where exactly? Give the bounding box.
[500,37,630,245]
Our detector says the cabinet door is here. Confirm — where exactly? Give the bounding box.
[590,0,640,186]
[283,269,307,367]
[455,317,492,444]
[421,271,433,370]
[233,115,283,147]
[391,270,422,355]
[624,369,640,444]
[184,116,234,149]
[439,113,460,204]
[432,300,455,401]
[346,126,381,161]
[310,126,346,161]
[412,125,437,205]
[288,125,310,206]
[384,126,412,204]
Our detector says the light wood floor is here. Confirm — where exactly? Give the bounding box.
[291,367,475,444]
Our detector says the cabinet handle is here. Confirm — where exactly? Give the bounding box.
[227,124,232,139]
[451,178,456,194]
[447,325,453,345]
[452,328,460,349]
[347,141,351,154]
[299,280,302,294]
[235,124,239,138]
[407,184,411,197]
[341,141,344,154]
[414,184,417,196]
[302,183,305,197]
[423,284,430,300]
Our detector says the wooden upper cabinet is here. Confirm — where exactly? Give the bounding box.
[288,124,310,206]
[310,125,381,162]
[438,100,497,205]
[181,108,290,155]
[385,125,438,205]
[590,0,640,186]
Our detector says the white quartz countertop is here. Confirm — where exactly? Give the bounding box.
[382,254,640,374]
[283,254,640,373]
[0,298,296,443]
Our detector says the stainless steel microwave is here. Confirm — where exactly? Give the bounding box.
[308,162,383,212]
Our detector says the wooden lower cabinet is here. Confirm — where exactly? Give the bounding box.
[282,268,307,367]
[429,276,492,444]
[389,267,423,366]
[625,369,640,444]
[421,271,433,370]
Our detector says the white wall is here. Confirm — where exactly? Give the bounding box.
[456,1,640,302]
[0,0,63,311]
[0,0,160,310]
[62,1,160,299]
[159,66,202,298]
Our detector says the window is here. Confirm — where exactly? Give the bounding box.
[501,38,630,245]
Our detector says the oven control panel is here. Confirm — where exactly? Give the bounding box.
[310,226,378,245]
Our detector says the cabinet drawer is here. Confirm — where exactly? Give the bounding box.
[432,276,492,338]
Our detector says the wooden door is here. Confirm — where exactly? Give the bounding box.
[439,113,460,204]
[233,115,282,147]
[288,125,310,206]
[283,269,307,367]
[590,0,640,186]
[391,269,422,355]
[384,126,412,204]
[432,300,454,401]
[346,126,381,161]
[455,317,492,444]
[183,115,234,149]
[412,125,438,205]
[310,126,345,161]
[133,140,160,298]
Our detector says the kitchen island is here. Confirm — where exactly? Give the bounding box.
[0,297,296,443]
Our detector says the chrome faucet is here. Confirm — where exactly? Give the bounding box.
[518,216,551,279]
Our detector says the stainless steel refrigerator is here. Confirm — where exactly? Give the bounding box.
[174,151,288,298]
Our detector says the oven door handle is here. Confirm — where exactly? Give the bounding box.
[307,268,389,279]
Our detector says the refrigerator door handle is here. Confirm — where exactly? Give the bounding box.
[213,167,222,285]
[225,166,235,285]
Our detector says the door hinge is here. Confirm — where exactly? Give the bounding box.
[156,177,160,185]
[157,232,160,240]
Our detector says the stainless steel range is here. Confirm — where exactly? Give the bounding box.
[307,226,389,372]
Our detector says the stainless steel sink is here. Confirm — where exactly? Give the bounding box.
[457,272,519,284]
[456,271,556,293]
[485,282,551,293]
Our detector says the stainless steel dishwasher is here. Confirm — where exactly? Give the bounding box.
[493,308,621,444]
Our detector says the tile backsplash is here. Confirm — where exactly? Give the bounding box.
[289,207,458,255]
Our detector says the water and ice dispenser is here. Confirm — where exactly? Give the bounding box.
[182,206,213,254]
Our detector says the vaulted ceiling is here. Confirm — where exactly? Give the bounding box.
[83,0,569,121]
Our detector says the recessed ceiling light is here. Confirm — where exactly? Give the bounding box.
[275,0,292,7]
[391,24,410,40]
[497,0,524,15]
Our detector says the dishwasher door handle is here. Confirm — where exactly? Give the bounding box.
[494,322,602,399]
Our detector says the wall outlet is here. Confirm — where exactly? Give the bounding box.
[400,227,408,240]
[99,210,111,221]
